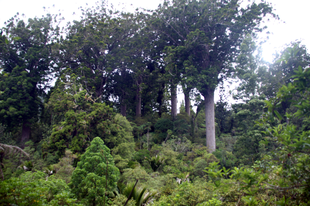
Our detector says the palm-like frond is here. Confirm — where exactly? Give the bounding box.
[122,182,156,206]
[0,143,29,157]
[0,143,29,180]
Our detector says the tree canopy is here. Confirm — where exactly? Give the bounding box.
[0,15,59,144]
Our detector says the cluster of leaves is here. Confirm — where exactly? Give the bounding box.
[0,171,81,206]
[43,72,135,163]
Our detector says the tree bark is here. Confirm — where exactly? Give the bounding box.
[136,83,142,117]
[204,88,216,152]
[171,85,177,118]
[157,83,165,118]
[184,92,191,116]
[95,74,105,99]
[21,121,31,148]
[120,103,127,117]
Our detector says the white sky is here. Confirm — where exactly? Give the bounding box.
[1,0,309,105]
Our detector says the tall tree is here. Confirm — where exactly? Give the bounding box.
[107,11,144,117]
[153,0,276,152]
[60,3,138,103]
[0,15,59,145]
[115,11,168,118]
[164,46,185,118]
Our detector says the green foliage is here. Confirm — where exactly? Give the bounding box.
[260,42,310,99]
[0,14,59,143]
[154,118,174,143]
[2,2,310,206]
[198,66,310,205]
[153,0,276,151]
[159,146,181,174]
[0,171,80,205]
[235,34,266,100]
[190,152,219,179]
[146,155,164,172]
[212,149,237,169]
[45,73,134,158]
[121,167,150,185]
[192,159,208,178]
[52,149,76,183]
[111,114,135,171]
[132,149,151,165]
[257,67,310,203]
[228,97,268,165]
[69,137,120,206]
[143,173,177,196]
[153,181,216,206]
[110,194,136,206]
[120,182,154,206]
[215,100,233,134]
[0,142,30,180]
[163,135,192,154]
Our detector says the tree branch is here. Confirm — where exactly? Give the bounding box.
[0,143,30,158]
[265,183,307,190]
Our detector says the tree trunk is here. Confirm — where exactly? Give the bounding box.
[190,114,195,142]
[184,92,191,116]
[95,75,105,99]
[120,103,127,117]
[171,85,177,118]
[157,83,165,118]
[21,121,31,148]
[136,83,142,117]
[147,127,150,151]
[204,88,216,152]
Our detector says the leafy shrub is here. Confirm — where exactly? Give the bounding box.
[0,171,80,205]
[152,181,215,206]
[154,118,174,143]
[121,167,150,185]
[52,149,76,183]
[132,149,151,165]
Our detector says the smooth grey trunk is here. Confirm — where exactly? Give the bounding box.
[171,85,177,118]
[135,84,142,117]
[204,88,216,152]
[184,92,191,116]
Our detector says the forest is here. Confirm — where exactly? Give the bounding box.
[0,0,310,205]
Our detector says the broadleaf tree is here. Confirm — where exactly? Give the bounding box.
[0,15,59,145]
[152,0,276,151]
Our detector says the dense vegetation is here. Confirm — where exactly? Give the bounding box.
[0,0,310,205]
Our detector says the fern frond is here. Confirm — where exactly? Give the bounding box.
[0,143,30,157]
